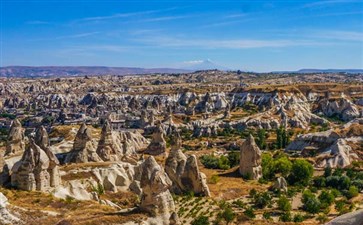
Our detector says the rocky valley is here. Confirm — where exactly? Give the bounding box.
[0,70,362,225]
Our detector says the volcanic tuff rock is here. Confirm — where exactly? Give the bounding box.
[65,123,101,163]
[318,97,360,121]
[34,126,50,149]
[273,177,288,193]
[325,209,363,225]
[11,139,59,191]
[0,192,20,225]
[165,132,210,196]
[140,156,177,218]
[145,123,167,156]
[316,139,357,168]
[96,121,123,161]
[5,119,25,156]
[239,134,262,180]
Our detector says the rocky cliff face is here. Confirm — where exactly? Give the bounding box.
[5,119,25,156]
[239,135,262,180]
[318,97,360,121]
[165,132,210,196]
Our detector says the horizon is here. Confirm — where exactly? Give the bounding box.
[1,0,363,72]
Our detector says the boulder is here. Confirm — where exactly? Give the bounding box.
[325,209,363,225]
[5,119,25,156]
[34,126,50,150]
[273,177,288,193]
[239,135,262,180]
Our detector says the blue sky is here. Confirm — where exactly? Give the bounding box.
[1,0,363,72]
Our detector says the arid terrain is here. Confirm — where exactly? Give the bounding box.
[0,70,362,225]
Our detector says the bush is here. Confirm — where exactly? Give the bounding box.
[227,151,240,167]
[288,159,313,186]
[263,212,271,220]
[345,186,359,199]
[324,167,332,177]
[279,211,292,222]
[316,214,329,223]
[244,207,255,219]
[253,191,272,209]
[302,190,321,214]
[191,215,209,225]
[318,190,334,209]
[200,155,231,170]
[219,207,236,224]
[277,195,291,212]
[209,174,220,184]
[313,176,326,187]
[293,213,305,222]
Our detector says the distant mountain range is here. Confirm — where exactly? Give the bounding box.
[273,69,363,74]
[0,66,191,77]
[1,66,362,77]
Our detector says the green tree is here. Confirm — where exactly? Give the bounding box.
[346,186,359,199]
[318,190,334,209]
[302,190,321,214]
[289,159,314,186]
[244,207,255,219]
[256,129,267,150]
[253,191,272,209]
[220,207,236,224]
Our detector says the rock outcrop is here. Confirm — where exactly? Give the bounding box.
[5,119,25,156]
[96,121,123,161]
[0,192,20,225]
[34,126,49,150]
[239,135,262,180]
[145,124,166,156]
[11,139,61,191]
[65,123,101,163]
[165,132,210,196]
[273,177,288,193]
[318,97,360,121]
[325,209,363,225]
[140,156,176,218]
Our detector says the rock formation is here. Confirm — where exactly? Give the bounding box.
[12,139,50,191]
[239,135,262,180]
[140,156,177,218]
[325,209,363,225]
[273,177,288,193]
[96,121,122,161]
[0,192,20,225]
[5,119,25,156]
[34,126,49,150]
[65,123,101,163]
[145,123,166,156]
[165,132,210,196]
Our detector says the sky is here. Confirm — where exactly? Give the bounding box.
[1,0,363,72]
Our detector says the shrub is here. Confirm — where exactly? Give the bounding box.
[324,167,332,177]
[288,159,313,186]
[220,207,236,224]
[313,176,326,187]
[191,215,209,225]
[302,190,321,214]
[263,211,271,220]
[293,213,305,222]
[318,190,334,209]
[279,211,292,222]
[209,174,220,184]
[249,188,257,198]
[316,214,329,223]
[345,185,359,199]
[244,207,255,219]
[253,191,272,209]
[277,195,291,212]
[227,151,240,167]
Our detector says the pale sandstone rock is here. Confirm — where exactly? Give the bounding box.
[5,119,25,156]
[165,132,210,196]
[0,192,20,224]
[96,121,123,161]
[239,135,262,180]
[145,123,166,156]
[65,123,101,163]
[140,156,176,218]
[273,177,288,193]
